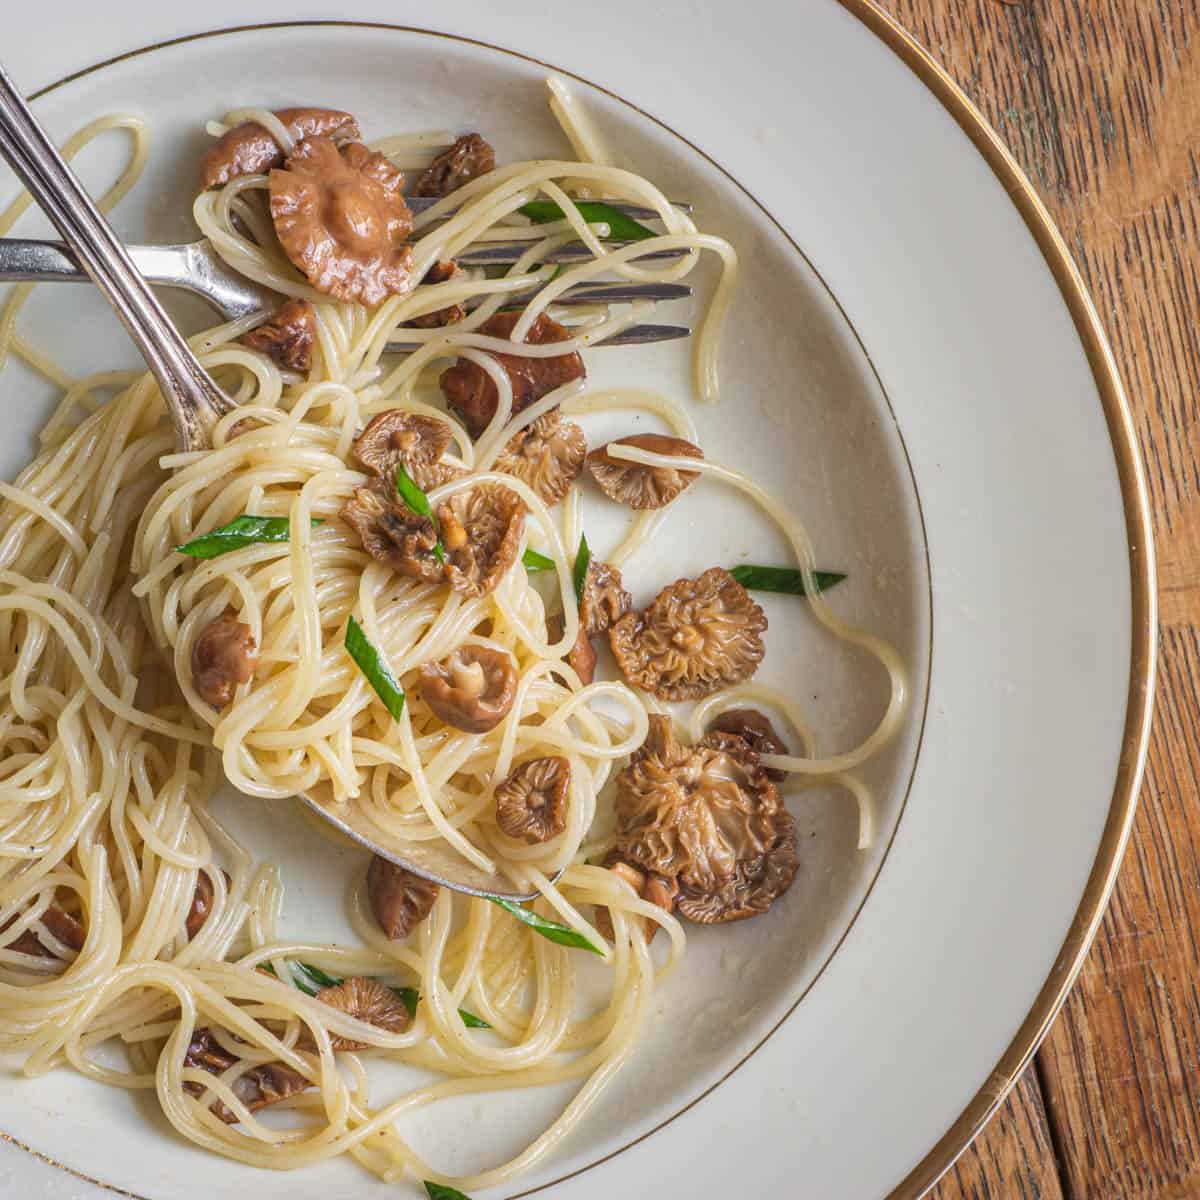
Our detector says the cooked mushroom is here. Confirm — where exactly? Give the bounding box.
[419,644,517,734]
[593,854,679,943]
[609,567,766,701]
[579,559,632,638]
[199,107,360,190]
[495,756,570,843]
[587,434,703,510]
[351,409,462,492]
[546,613,596,686]
[191,611,258,708]
[705,708,789,783]
[493,409,587,506]
[341,480,444,583]
[1,901,85,958]
[414,133,496,197]
[405,260,466,328]
[437,483,525,597]
[440,311,585,438]
[185,869,229,940]
[613,715,796,923]
[300,976,412,1051]
[183,1026,310,1124]
[269,138,413,305]
[367,856,440,940]
[241,299,317,372]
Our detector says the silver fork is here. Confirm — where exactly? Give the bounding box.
[0,63,635,903]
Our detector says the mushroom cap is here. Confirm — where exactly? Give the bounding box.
[439,311,585,438]
[580,559,632,638]
[351,409,463,492]
[183,1027,310,1124]
[341,481,445,583]
[586,433,703,510]
[269,138,413,305]
[593,853,678,943]
[546,613,597,687]
[241,299,317,372]
[495,756,570,843]
[438,483,526,597]
[419,644,518,734]
[199,107,360,190]
[614,715,787,905]
[2,900,85,958]
[184,869,230,940]
[705,708,789,782]
[414,132,496,197]
[493,409,587,506]
[191,610,258,708]
[367,856,440,940]
[608,567,767,701]
[405,260,466,329]
[304,976,412,1051]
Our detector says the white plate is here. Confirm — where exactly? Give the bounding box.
[0,7,1154,1200]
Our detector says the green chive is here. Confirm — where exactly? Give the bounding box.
[176,515,322,560]
[425,1183,473,1200]
[490,898,603,955]
[572,533,590,606]
[345,617,406,721]
[729,565,847,597]
[294,962,342,990]
[522,547,555,573]
[394,984,490,1029]
[395,464,432,518]
[519,200,656,242]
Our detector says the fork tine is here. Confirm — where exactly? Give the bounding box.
[456,242,690,268]
[407,196,692,219]
[385,323,690,353]
[463,282,692,311]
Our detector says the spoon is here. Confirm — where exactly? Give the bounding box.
[0,61,539,901]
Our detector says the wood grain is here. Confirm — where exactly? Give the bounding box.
[875,1,1200,1197]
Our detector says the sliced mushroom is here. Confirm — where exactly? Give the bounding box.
[241,299,317,372]
[405,260,466,329]
[301,976,412,1051]
[593,854,679,944]
[609,567,766,701]
[437,483,525,597]
[495,756,570,843]
[414,133,496,197]
[185,869,229,940]
[269,138,413,305]
[341,480,444,583]
[586,434,703,510]
[440,311,585,438]
[199,107,360,189]
[579,559,632,638]
[191,611,258,708]
[546,613,596,686]
[419,644,517,733]
[367,856,440,940]
[705,708,789,782]
[1,901,85,958]
[493,409,587,506]
[183,1026,310,1124]
[351,409,462,492]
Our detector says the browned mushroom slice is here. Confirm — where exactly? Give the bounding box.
[440,311,585,438]
[351,409,462,492]
[493,409,587,506]
[593,854,679,943]
[704,708,789,783]
[241,300,317,372]
[437,483,525,597]
[183,1026,311,1124]
[269,138,413,305]
[341,480,445,584]
[300,976,412,1051]
[414,133,496,197]
[586,434,703,510]
[199,107,361,190]
[367,856,440,940]
[191,611,258,708]
[405,260,466,329]
[609,567,766,701]
[579,559,632,638]
[419,644,517,734]
[495,757,570,843]
[1,901,85,958]
[546,613,596,686]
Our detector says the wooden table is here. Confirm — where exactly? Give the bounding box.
[872,2,1198,1196]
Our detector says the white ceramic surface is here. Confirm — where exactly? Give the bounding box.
[0,6,1152,1200]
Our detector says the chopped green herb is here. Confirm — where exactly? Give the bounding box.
[519,200,656,242]
[491,898,603,955]
[294,962,341,990]
[395,463,432,518]
[572,533,590,606]
[176,515,322,560]
[394,984,490,1029]
[425,1183,473,1200]
[729,565,847,597]
[345,616,406,721]
[522,547,556,573]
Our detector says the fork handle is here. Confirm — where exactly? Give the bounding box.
[0,63,224,450]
